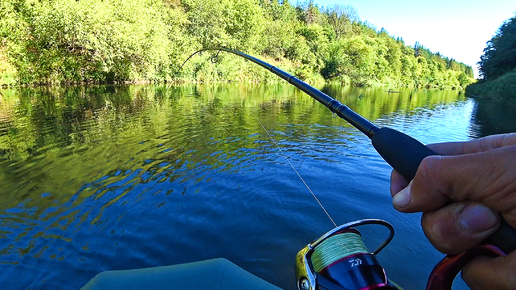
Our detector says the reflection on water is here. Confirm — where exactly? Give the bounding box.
[469,98,516,137]
[0,84,513,289]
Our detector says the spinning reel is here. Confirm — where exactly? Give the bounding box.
[296,219,401,290]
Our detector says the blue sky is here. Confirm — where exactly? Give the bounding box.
[312,0,515,78]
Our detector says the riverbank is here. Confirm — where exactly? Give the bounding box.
[465,71,516,106]
[0,0,474,90]
[0,48,474,91]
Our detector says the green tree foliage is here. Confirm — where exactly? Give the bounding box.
[467,14,516,104]
[297,0,326,25]
[478,15,516,80]
[0,1,19,85]
[4,0,185,84]
[324,4,358,40]
[1,0,475,90]
[183,0,264,51]
[322,36,374,85]
[0,1,15,39]
[259,0,301,60]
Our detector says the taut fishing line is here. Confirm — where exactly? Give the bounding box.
[181,50,338,227]
[255,117,337,228]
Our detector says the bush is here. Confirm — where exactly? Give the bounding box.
[0,0,475,87]
[7,0,181,84]
[0,47,16,86]
[466,71,516,105]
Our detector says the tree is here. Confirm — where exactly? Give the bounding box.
[183,0,233,48]
[297,0,324,25]
[321,36,374,85]
[260,1,300,60]
[324,4,358,40]
[7,0,178,84]
[0,0,476,87]
[184,0,264,51]
[479,14,516,80]
[385,38,402,81]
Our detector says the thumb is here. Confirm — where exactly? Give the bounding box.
[421,202,501,254]
[392,146,516,229]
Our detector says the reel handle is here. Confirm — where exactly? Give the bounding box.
[371,127,516,254]
[426,245,505,290]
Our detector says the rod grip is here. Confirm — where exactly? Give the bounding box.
[371,127,516,254]
[486,220,516,254]
[371,127,435,181]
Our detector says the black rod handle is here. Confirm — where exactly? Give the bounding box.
[371,127,436,180]
[485,221,516,254]
[371,127,516,254]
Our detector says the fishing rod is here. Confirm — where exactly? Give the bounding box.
[183,48,516,289]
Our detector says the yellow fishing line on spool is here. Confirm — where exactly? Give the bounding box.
[311,231,369,273]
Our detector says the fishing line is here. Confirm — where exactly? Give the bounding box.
[180,48,338,228]
[255,117,337,228]
[311,229,368,272]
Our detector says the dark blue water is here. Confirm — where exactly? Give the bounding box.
[0,84,515,289]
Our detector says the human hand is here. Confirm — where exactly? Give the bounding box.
[389,133,516,289]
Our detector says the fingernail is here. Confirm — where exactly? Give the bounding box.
[392,183,411,208]
[460,204,498,232]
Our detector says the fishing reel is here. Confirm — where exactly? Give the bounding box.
[296,219,401,290]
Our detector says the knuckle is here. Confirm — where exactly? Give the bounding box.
[417,155,442,185]
[416,155,453,200]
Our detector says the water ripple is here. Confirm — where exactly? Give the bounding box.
[1,85,513,290]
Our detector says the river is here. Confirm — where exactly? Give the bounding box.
[0,84,515,289]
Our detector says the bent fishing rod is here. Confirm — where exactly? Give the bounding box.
[183,48,515,289]
[184,47,516,254]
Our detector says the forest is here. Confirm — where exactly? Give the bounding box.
[0,0,475,89]
[466,14,516,105]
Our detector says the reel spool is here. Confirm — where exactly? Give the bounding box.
[296,219,401,290]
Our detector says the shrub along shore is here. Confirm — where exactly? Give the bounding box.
[1,0,475,89]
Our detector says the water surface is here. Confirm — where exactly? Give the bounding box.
[0,84,515,289]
